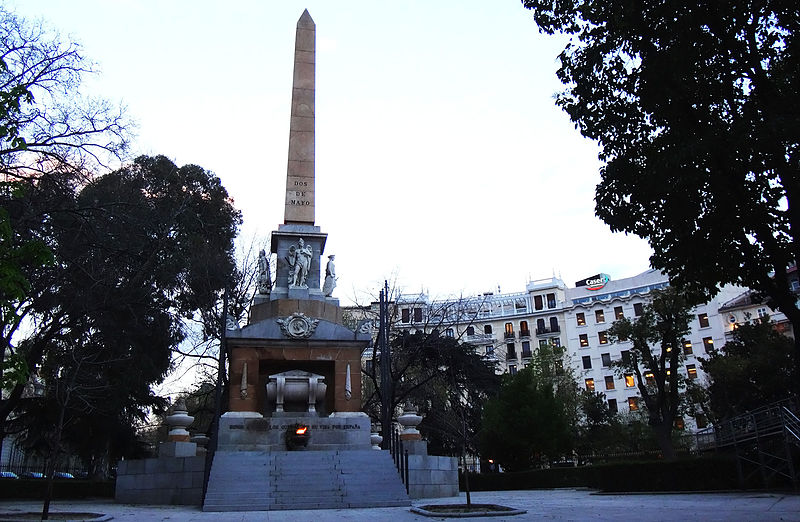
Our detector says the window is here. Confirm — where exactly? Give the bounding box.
[674,417,685,430]
[520,321,530,336]
[445,328,454,337]
[551,337,561,348]
[703,337,714,353]
[608,398,618,413]
[645,372,655,386]
[576,312,586,326]
[582,355,592,369]
[683,340,693,356]
[585,378,595,391]
[598,331,608,344]
[536,318,546,333]
[547,293,556,309]
[506,343,516,357]
[509,365,517,375]
[521,341,531,357]
[579,334,589,347]
[687,364,698,379]
[604,376,615,390]
[633,303,644,316]
[696,414,708,429]
[534,295,543,310]
[621,350,631,365]
[539,339,548,349]
[466,326,475,336]
[698,313,709,328]
[413,308,423,322]
[628,397,639,411]
[550,317,559,331]
[757,307,767,318]
[504,322,514,339]
[484,325,493,335]
[401,308,410,323]
[485,345,494,355]
[792,280,800,291]
[601,353,612,367]
[624,374,635,387]
[595,309,605,323]
[614,306,624,320]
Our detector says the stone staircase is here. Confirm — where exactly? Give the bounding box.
[203,449,411,511]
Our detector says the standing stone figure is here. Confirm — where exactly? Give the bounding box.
[257,249,272,295]
[323,255,336,297]
[287,238,313,288]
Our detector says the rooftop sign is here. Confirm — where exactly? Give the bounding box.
[575,273,610,291]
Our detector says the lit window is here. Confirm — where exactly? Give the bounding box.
[687,364,698,379]
[683,340,693,356]
[633,303,644,316]
[401,308,410,323]
[484,325,493,335]
[608,398,618,412]
[576,312,586,326]
[614,306,624,320]
[645,372,655,386]
[674,417,685,430]
[601,353,611,367]
[628,397,639,411]
[698,313,709,328]
[598,331,608,344]
[520,321,530,336]
[624,374,635,387]
[604,376,615,390]
[579,334,589,347]
[466,326,475,336]
[703,337,714,353]
[582,355,592,369]
[595,310,605,323]
[585,378,595,391]
[505,322,514,337]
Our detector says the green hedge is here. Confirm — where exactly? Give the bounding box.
[0,479,115,499]
[462,456,741,492]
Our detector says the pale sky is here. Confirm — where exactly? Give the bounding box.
[13,0,654,305]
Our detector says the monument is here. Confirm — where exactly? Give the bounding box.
[201,11,412,511]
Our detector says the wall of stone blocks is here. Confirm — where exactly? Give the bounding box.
[407,454,459,499]
[115,456,206,505]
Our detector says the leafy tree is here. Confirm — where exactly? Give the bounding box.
[521,1,800,348]
[362,330,499,457]
[607,288,693,459]
[1,155,241,472]
[699,318,798,422]
[480,341,578,471]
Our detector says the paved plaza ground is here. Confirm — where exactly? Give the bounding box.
[2,489,800,521]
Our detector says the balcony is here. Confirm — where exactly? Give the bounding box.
[536,326,561,336]
[465,333,496,344]
[504,332,516,340]
[519,329,532,339]
[506,350,517,361]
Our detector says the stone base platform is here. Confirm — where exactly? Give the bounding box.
[217,411,371,452]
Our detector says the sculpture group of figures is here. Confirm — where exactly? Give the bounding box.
[256,239,336,297]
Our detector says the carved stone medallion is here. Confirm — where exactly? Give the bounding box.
[277,312,320,339]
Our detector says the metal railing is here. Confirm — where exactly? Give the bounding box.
[386,428,409,493]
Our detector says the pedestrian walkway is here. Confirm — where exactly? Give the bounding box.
[2,489,799,521]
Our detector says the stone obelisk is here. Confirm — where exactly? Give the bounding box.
[284,9,315,225]
[270,9,327,301]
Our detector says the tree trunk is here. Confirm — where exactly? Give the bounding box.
[653,423,675,461]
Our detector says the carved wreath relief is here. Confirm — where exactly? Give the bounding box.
[277,312,320,339]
